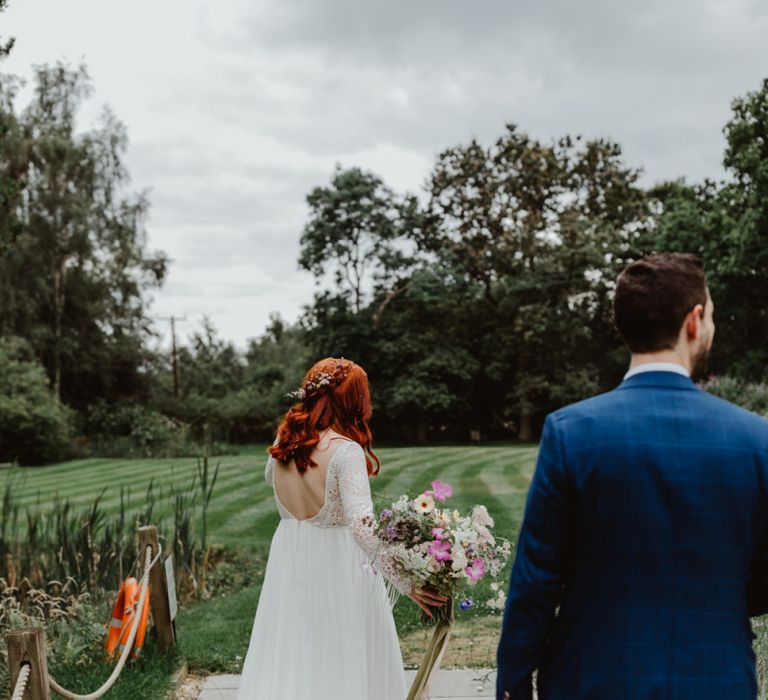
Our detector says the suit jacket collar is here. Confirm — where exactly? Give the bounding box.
[617,370,700,392]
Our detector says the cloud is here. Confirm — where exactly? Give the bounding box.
[3,0,767,350]
[197,0,768,183]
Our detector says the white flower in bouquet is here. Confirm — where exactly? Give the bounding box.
[427,558,443,573]
[451,545,468,572]
[487,589,507,611]
[471,504,495,528]
[405,548,431,573]
[413,493,436,514]
[392,495,410,512]
[475,523,496,546]
[489,558,505,577]
[454,527,478,547]
[415,541,431,555]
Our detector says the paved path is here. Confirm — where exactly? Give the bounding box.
[197,669,497,699]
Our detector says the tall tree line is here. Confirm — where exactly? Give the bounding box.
[2,45,767,458]
[300,81,768,441]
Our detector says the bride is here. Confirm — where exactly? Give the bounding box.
[236,357,447,699]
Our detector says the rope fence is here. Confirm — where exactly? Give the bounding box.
[48,544,159,700]
[11,662,31,700]
[5,525,176,700]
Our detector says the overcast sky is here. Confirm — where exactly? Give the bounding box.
[3,0,767,350]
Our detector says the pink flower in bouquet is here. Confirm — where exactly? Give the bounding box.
[428,480,453,501]
[427,539,452,562]
[431,527,448,540]
[465,558,486,582]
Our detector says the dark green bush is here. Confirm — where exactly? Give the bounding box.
[703,376,768,417]
[79,401,209,458]
[0,336,73,465]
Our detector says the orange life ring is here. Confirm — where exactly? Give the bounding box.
[105,577,151,660]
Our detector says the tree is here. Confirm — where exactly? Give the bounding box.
[0,0,25,335]
[368,265,482,442]
[0,0,14,58]
[650,78,768,379]
[300,166,419,314]
[1,62,168,407]
[420,126,649,437]
[0,72,27,337]
[153,316,312,443]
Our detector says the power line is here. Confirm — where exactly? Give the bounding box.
[156,315,187,398]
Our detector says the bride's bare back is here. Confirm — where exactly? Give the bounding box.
[272,429,349,521]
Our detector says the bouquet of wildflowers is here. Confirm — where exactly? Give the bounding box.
[374,480,511,624]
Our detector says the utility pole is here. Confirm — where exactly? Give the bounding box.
[157,315,186,398]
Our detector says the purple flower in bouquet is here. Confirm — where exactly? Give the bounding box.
[385,524,398,541]
[380,509,393,521]
[431,527,448,540]
[459,598,474,610]
[428,480,453,501]
[427,539,452,562]
[465,558,486,583]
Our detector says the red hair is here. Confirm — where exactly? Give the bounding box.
[269,358,381,476]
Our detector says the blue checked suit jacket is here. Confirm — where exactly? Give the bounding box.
[496,371,768,700]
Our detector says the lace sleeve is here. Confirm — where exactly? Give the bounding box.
[336,441,412,597]
[265,436,279,485]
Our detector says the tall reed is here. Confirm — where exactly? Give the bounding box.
[0,469,203,599]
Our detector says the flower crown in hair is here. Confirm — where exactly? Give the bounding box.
[287,358,353,401]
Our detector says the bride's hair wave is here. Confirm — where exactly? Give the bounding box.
[268,357,381,476]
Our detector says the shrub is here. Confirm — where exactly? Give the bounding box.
[703,376,768,417]
[80,401,203,458]
[0,336,73,465]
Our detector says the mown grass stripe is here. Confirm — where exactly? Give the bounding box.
[4,460,259,512]
[376,447,493,503]
[0,452,262,493]
[0,448,460,501]
[3,449,416,508]
[0,446,538,551]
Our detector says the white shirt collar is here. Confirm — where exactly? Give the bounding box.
[624,362,690,381]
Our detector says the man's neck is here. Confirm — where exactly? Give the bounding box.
[629,351,691,374]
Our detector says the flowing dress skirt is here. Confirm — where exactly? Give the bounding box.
[236,519,407,699]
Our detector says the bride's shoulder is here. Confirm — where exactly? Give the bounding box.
[323,428,356,448]
[328,435,363,466]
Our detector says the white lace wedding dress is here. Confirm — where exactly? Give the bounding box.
[236,439,411,699]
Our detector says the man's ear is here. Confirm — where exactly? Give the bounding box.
[685,304,704,339]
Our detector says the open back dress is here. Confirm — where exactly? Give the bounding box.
[236,438,411,699]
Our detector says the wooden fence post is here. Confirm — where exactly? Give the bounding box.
[7,627,50,700]
[137,525,176,652]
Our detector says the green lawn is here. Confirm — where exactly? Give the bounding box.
[1,445,539,696]
[0,444,539,551]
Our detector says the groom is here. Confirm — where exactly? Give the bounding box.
[496,253,768,699]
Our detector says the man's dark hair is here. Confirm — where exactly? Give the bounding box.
[613,253,707,353]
